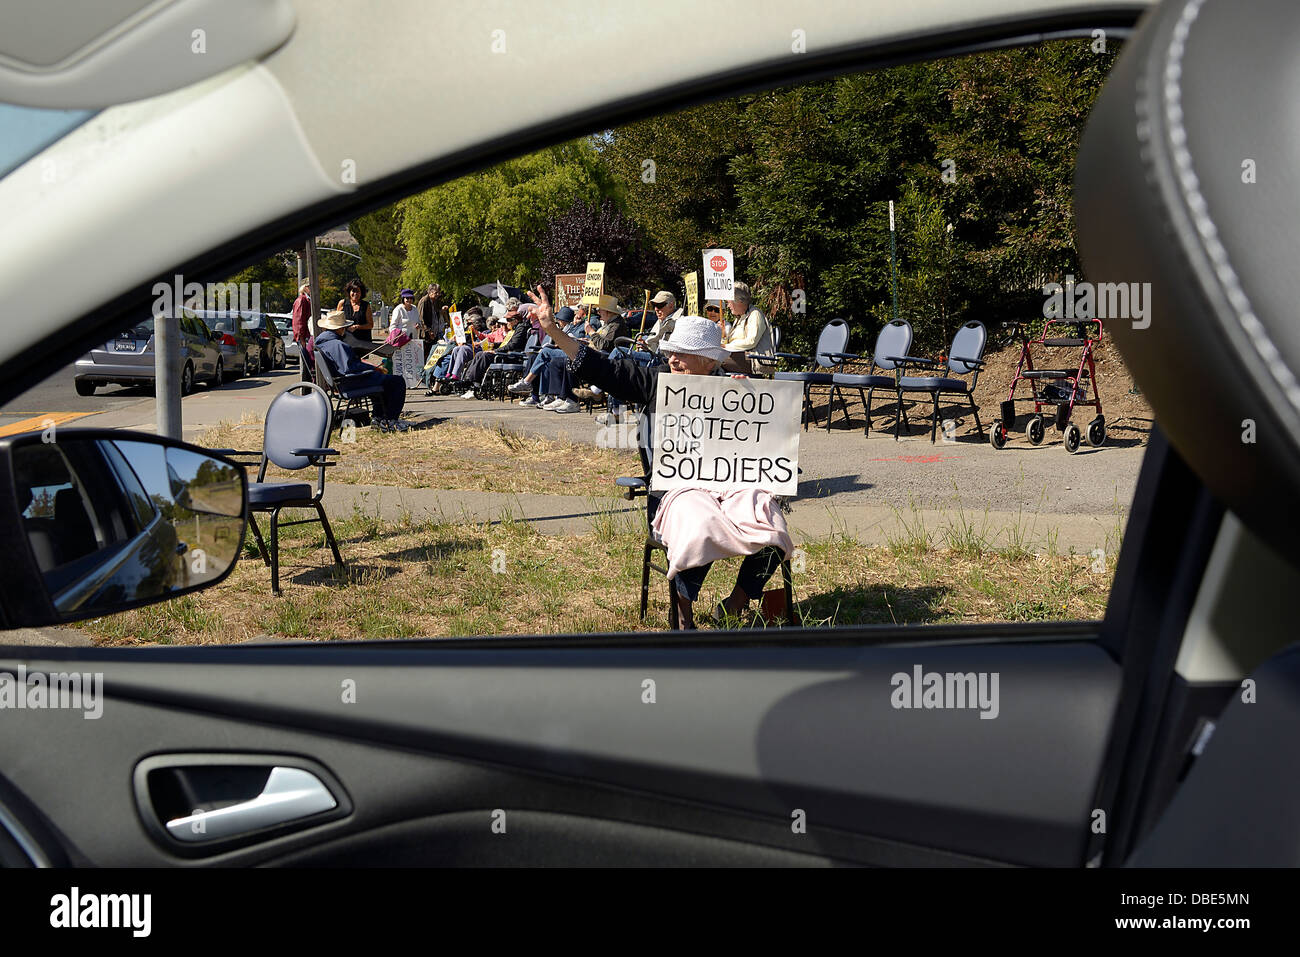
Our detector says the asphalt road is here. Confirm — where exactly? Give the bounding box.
[0,361,294,435]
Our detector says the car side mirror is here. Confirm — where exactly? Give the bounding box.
[0,430,247,627]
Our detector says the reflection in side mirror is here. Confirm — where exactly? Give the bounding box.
[3,432,247,623]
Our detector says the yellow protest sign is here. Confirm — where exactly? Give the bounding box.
[684,271,699,317]
[580,262,605,304]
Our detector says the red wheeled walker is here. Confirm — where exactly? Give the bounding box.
[989,318,1106,454]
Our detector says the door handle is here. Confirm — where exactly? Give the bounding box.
[164,766,337,843]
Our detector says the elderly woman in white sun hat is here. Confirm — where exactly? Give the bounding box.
[529,285,791,630]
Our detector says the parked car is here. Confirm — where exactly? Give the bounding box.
[185,308,262,380]
[73,313,223,396]
[241,313,287,370]
[266,312,299,364]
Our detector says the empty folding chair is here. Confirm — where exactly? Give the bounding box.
[894,320,988,443]
[826,319,913,438]
[210,382,345,595]
[773,318,850,429]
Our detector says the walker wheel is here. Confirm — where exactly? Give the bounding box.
[1026,415,1046,446]
[1087,416,1106,447]
[1064,423,1082,454]
[990,422,1008,450]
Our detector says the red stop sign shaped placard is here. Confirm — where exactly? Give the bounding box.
[709,255,729,272]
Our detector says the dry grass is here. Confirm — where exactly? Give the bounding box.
[198,418,639,495]
[80,507,1115,646]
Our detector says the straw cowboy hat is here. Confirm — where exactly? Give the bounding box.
[592,293,622,313]
[318,309,350,330]
[657,315,731,362]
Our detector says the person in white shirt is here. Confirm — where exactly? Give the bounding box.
[722,281,774,376]
[389,289,422,337]
[388,289,425,386]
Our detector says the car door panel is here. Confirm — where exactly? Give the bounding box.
[0,625,1115,867]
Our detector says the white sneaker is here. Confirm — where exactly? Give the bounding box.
[552,398,581,413]
[520,395,539,407]
[507,379,531,394]
[541,397,564,410]
[461,389,477,399]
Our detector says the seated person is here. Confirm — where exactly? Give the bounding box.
[722,281,775,376]
[485,317,508,345]
[530,287,791,629]
[638,290,683,353]
[314,309,409,431]
[508,306,597,404]
[460,308,530,397]
[446,309,488,379]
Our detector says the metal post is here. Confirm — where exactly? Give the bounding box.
[889,200,899,325]
[155,306,182,439]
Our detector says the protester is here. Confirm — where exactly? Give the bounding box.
[388,289,426,387]
[291,281,313,380]
[460,309,528,397]
[722,281,774,376]
[416,283,445,341]
[315,309,408,431]
[529,286,791,628]
[506,306,592,405]
[337,279,374,343]
[639,290,682,352]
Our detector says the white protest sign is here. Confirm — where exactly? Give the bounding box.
[702,248,734,300]
[651,376,802,495]
[449,310,465,344]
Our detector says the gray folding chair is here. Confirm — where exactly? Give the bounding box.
[210,382,344,594]
[773,318,849,429]
[826,319,913,438]
[894,321,988,443]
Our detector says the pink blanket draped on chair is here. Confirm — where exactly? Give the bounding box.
[650,487,793,581]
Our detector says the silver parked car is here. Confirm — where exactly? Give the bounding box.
[241,313,287,370]
[73,313,224,396]
[266,312,299,364]
[186,308,262,380]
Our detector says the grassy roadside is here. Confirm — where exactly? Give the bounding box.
[198,416,638,495]
[81,504,1116,646]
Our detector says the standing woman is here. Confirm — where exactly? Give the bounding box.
[389,288,426,387]
[337,278,374,344]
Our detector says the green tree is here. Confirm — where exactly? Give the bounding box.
[398,139,615,303]
[600,98,751,265]
[350,205,406,304]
